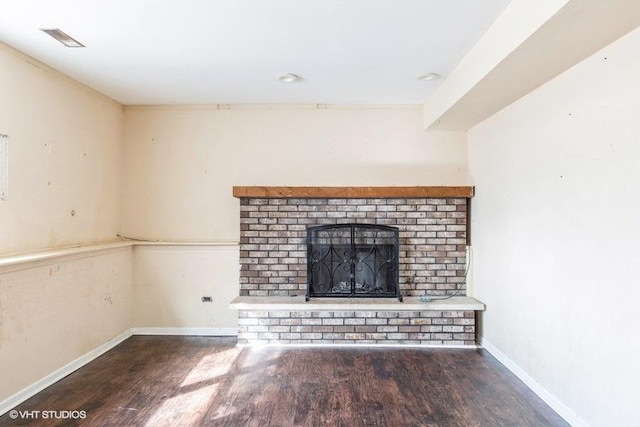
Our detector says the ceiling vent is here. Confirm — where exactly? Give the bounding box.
[40,28,85,48]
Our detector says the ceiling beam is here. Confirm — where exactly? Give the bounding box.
[423,0,640,130]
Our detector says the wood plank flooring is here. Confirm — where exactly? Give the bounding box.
[0,336,568,426]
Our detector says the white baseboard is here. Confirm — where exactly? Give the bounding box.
[131,327,237,336]
[480,337,588,427]
[0,329,133,416]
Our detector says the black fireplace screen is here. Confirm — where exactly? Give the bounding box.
[306,224,401,301]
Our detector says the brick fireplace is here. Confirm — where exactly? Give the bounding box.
[230,186,485,346]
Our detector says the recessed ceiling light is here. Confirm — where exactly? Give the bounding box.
[40,28,85,48]
[277,73,300,83]
[418,73,440,81]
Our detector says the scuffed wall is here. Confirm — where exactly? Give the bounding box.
[0,248,133,403]
[0,42,123,255]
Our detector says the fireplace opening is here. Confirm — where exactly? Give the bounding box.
[306,224,402,301]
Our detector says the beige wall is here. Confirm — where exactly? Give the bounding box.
[0,43,123,255]
[0,44,132,407]
[133,245,239,330]
[121,106,467,329]
[0,248,133,403]
[121,106,467,241]
[468,27,640,426]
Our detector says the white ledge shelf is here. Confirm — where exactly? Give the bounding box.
[230,296,485,311]
[131,240,238,247]
[0,241,134,270]
[0,240,239,273]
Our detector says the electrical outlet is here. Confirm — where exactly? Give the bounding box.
[201,296,212,302]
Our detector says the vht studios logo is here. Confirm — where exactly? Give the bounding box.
[9,410,87,420]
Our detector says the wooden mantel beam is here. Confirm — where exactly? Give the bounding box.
[232,186,474,199]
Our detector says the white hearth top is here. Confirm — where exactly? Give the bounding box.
[230,296,485,311]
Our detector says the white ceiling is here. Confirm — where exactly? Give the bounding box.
[0,0,512,105]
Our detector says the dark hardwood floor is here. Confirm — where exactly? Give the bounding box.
[0,336,567,426]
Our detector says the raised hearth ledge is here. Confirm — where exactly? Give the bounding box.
[232,186,474,199]
[230,296,485,312]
